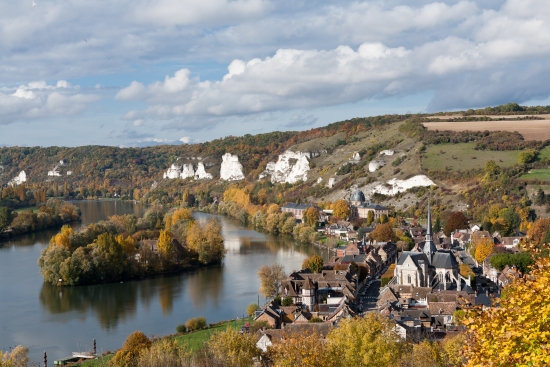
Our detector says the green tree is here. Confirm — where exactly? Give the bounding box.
[484,160,500,175]
[518,149,537,164]
[367,211,375,226]
[379,214,388,224]
[0,207,14,233]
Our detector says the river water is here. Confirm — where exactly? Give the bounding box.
[0,201,323,363]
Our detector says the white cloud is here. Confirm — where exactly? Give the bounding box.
[0,81,100,124]
[179,136,190,143]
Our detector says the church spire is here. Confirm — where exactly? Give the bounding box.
[423,202,437,263]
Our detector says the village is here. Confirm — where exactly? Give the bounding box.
[251,188,527,351]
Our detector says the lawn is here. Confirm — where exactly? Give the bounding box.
[538,146,550,160]
[520,169,550,181]
[71,318,254,366]
[14,206,39,213]
[175,317,253,351]
[422,142,520,171]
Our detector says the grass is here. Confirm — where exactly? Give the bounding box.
[14,206,39,213]
[71,318,254,366]
[538,146,550,160]
[175,317,253,351]
[422,142,520,171]
[520,169,550,181]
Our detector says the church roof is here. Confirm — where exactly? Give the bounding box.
[432,251,459,269]
[397,252,430,267]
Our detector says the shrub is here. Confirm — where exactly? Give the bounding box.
[109,331,151,367]
[309,316,323,323]
[282,296,293,306]
[176,324,186,333]
[185,316,207,332]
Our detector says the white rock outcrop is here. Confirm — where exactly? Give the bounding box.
[163,164,182,179]
[220,153,245,181]
[349,152,361,164]
[316,177,323,184]
[9,171,27,186]
[66,171,73,176]
[328,177,335,188]
[380,150,395,156]
[363,175,435,197]
[48,165,61,177]
[194,162,213,179]
[368,160,385,172]
[181,164,195,179]
[259,150,310,184]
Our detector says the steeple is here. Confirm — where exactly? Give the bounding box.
[423,203,437,263]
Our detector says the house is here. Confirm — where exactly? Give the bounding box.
[497,265,521,286]
[336,242,360,257]
[282,203,319,221]
[255,306,282,329]
[256,329,284,352]
[349,189,389,219]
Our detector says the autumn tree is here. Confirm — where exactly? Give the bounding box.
[473,237,494,263]
[326,314,404,367]
[157,230,173,258]
[258,264,286,298]
[0,345,30,367]
[109,331,152,367]
[307,255,324,273]
[186,219,226,264]
[463,249,550,366]
[367,210,375,225]
[527,218,550,246]
[369,223,397,242]
[332,200,351,220]
[0,207,15,233]
[50,225,74,250]
[443,212,469,236]
[302,206,319,227]
[246,303,259,316]
[208,328,259,367]
[266,331,332,367]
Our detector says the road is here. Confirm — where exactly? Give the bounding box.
[357,279,381,313]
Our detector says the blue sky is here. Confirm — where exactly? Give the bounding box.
[1,0,550,147]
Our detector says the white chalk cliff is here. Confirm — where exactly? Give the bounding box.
[368,160,385,172]
[48,165,61,177]
[194,162,213,179]
[220,153,245,181]
[163,164,182,179]
[181,164,195,179]
[349,152,361,164]
[259,150,310,184]
[380,150,395,156]
[9,171,27,186]
[362,175,435,197]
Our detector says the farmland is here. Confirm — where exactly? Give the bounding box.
[423,120,550,141]
[422,142,520,171]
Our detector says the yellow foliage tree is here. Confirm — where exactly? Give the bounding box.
[157,230,173,258]
[50,225,74,250]
[325,314,403,367]
[164,207,194,230]
[266,331,331,367]
[332,199,351,220]
[463,249,550,366]
[208,328,259,367]
[473,237,494,263]
[302,206,319,227]
[116,234,136,254]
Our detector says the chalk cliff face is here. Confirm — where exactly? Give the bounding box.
[368,160,385,172]
[48,165,61,177]
[181,164,195,179]
[194,162,213,179]
[163,164,182,179]
[9,171,27,186]
[362,175,435,197]
[220,153,245,181]
[260,150,310,184]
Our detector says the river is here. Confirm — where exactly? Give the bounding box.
[0,200,324,363]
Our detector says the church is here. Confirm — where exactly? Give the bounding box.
[394,205,471,291]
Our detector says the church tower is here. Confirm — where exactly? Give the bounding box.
[423,203,437,264]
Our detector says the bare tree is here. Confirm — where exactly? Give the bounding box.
[258,264,287,298]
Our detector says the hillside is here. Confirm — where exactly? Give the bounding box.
[3,103,550,222]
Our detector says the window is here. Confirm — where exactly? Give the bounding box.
[407,275,411,284]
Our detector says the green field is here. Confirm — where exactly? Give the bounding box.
[14,206,39,213]
[422,142,520,171]
[72,318,253,366]
[520,169,550,181]
[538,146,550,160]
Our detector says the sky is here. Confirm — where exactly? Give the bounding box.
[1,0,550,147]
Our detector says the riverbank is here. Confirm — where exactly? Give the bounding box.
[72,317,254,366]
